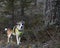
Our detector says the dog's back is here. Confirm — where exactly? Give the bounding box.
[6,28,13,37]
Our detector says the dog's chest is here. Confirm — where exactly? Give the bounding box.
[12,28,22,36]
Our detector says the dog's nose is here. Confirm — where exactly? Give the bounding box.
[21,26,23,29]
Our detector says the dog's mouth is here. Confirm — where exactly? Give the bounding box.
[18,30,23,32]
[18,30,21,31]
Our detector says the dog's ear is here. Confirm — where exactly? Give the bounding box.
[20,20,25,24]
[17,21,25,25]
[23,21,25,24]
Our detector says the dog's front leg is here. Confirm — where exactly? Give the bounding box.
[19,37,21,44]
[16,32,19,45]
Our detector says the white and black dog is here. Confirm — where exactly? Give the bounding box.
[5,21,25,45]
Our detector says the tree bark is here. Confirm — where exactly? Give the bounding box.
[20,0,25,20]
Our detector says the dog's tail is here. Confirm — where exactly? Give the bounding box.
[5,28,8,31]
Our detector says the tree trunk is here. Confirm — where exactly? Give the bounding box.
[20,0,25,20]
[34,0,37,6]
[11,0,15,26]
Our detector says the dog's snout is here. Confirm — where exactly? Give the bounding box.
[21,26,23,28]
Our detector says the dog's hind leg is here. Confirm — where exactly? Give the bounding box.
[7,34,11,43]
[8,37,9,43]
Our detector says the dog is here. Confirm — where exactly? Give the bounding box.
[5,21,25,45]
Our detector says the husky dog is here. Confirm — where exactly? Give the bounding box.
[5,21,25,45]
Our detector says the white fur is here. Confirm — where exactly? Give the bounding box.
[5,28,7,31]
[6,21,24,45]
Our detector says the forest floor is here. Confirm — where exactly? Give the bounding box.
[0,33,40,48]
[0,33,60,48]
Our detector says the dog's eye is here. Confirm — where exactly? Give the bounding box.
[22,24,23,25]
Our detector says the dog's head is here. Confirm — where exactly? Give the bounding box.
[16,21,25,30]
